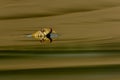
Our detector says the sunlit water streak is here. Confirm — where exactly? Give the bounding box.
[0,50,120,57]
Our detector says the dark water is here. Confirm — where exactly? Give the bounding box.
[0,50,120,80]
[0,65,120,80]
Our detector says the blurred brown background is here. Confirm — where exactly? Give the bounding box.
[0,0,120,80]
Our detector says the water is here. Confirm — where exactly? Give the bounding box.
[0,50,120,80]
